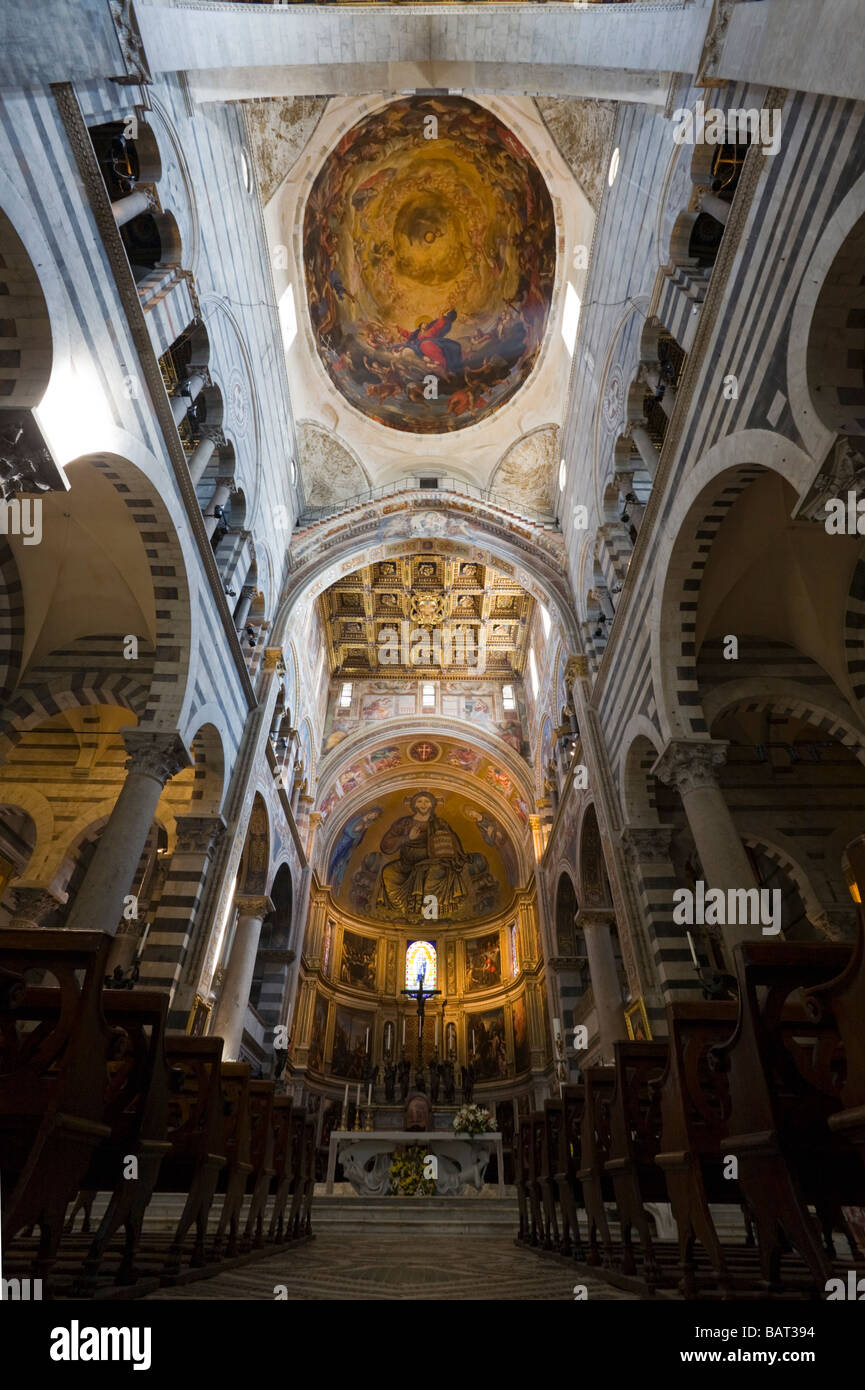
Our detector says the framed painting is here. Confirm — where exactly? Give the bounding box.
[624,997,651,1042]
[186,993,212,1038]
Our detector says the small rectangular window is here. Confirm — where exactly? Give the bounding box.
[502,684,516,711]
[339,681,352,709]
[278,284,297,353]
[422,682,435,708]
[528,647,539,699]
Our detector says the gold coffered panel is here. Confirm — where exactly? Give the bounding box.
[318,554,534,679]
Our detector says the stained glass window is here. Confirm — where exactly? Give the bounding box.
[511,923,519,977]
[405,940,436,991]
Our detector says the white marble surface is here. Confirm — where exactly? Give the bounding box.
[326,1130,505,1197]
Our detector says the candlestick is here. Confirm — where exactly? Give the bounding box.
[135,922,151,961]
[402,1017,405,1044]
[686,931,699,968]
[435,1017,439,1046]
[367,1083,372,1105]
[365,1026,369,1051]
[343,1082,349,1109]
[356,1083,361,1108]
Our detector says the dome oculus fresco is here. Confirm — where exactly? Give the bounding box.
[303,96,556,433]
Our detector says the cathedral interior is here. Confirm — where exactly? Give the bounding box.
[2,0,865,1335]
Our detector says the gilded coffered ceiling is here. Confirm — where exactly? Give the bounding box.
[318,552,534,679]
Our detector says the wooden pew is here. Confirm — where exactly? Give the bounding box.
[604,1041,669,1285]
[72,989,172,1289]
[243,1080,276,1250]
[655,1001,750,1297]
[559,1084,586,1259]
[159,1035,226,1273]
[267,1096,294,1243]
[712,940,861,1291]
[541,1099,564,1252]
[287,1107,310,1239]
[803,901,865,1178]
[0,929,113,1284]
[576,1067,616,1267]
[514,1115,533,1244]
[532,1110,557,1249]
[298,1113,317,1238]
[525,1113,545,1247]
[213,1061,253,1259]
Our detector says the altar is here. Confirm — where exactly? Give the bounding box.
[325,1130,505,1197]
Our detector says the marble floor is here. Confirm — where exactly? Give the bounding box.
[145,1233,641,1301]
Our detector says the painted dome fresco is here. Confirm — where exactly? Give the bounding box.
[302,96,556,434]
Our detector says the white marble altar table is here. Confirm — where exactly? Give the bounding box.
[325,1130,505,1197]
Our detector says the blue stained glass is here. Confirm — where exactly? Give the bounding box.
[405,940,437,990]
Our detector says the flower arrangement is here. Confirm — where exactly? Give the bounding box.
[389,1144,436,1196]
[453,1103,495,1137]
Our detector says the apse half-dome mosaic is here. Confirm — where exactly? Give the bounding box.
[303,96,556,433]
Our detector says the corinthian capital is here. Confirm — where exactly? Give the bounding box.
[621,825,674,864]
[652,740,728,795]
[235,893,274,920]
[122,730,191,785]
[174,814,226,856]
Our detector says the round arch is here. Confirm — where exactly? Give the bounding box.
[272,498,578,659]
[650,433,816,742]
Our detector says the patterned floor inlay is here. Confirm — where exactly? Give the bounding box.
[145,1234,643,1300]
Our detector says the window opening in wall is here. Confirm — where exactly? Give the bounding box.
[422,682,435,708]
[278,284,297,352]
[419,477,439,489]
[540,604,551,639]
[405,940,437,990]
[529,647,539,699]
[339,681,352,709]
[502,684,516,711]
[561,283,581,356]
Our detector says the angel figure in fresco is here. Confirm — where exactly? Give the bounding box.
[397,310,463,375]
[328,807,382,890]
[375,792,468,919]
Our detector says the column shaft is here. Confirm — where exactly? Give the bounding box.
[65,732,189,937]
[111,190,152,226]
[212,895,272,1059]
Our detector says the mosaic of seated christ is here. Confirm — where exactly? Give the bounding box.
[327,790,517,923]
[303,96,556,432]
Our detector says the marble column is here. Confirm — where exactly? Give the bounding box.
[699,190,730,226]
[641,364,678,418]
[653,739,760,951]
[211,893,274,1060]
[7,886,66,929]
[621,824,699,1003]
[111,188,154,226]
[188,427,221,487]
[282,729,299,787]
[140,813,226,1012]
[171,372,206,426]
[629,422,660,476]
[575,907,627,1061]
[203,478,232,539]
[233,583,256,634]
[306,810,323,862]
[64,730,190,937]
